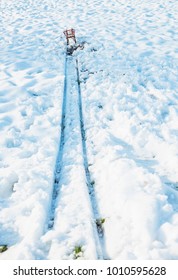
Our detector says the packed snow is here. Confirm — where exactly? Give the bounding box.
[0,0,178,260]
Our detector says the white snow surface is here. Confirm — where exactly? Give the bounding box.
[0,0,178,259]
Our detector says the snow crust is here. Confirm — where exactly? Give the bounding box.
[0,0,178,259]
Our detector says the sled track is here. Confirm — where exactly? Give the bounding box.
[47,53,68,230]
[47,52,104,259]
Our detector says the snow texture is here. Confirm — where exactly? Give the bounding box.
[0,0,178,259]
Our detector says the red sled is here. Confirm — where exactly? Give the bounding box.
[63,29,76,45]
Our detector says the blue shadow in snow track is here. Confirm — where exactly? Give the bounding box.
[76,58,109,260]
[47,54,68,229]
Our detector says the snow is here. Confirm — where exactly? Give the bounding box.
[0,0,178,260]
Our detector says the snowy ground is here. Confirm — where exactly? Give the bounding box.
[0,0,178,259]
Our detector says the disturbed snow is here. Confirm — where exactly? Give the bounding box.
[0,0,178,259]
